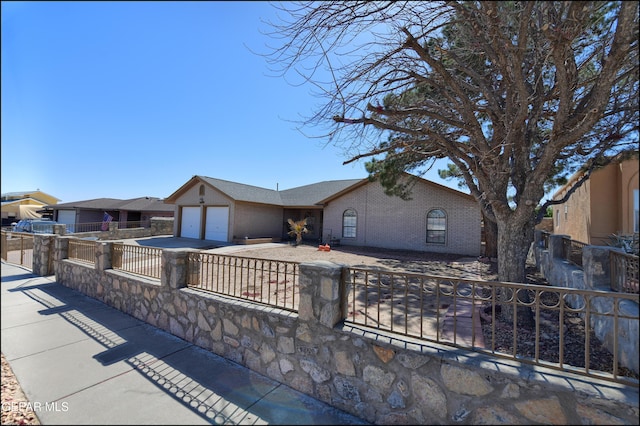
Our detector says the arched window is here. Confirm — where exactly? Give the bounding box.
[426,209,446,244]
[199,184,205,197]
[342,209,357,238]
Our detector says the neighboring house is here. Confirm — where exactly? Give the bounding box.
[48,197,174,229]
[164,174,482,256]
[1,190,60,225]
[552,152,639,245]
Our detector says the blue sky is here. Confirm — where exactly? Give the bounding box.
[1,1,457,203]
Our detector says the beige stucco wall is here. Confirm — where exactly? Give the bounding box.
[323,180,482,256]
[619,159,639,234]
[553,176,592,243]
[553,157,639,245]
[233,202,283,239]
[169,183,284,241]
[590,164,621,244]
[171,183,234,240]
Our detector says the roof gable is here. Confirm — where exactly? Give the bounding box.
[200,176,283,205]
[165,173,472,208]
[1,198,47,207]
[165,176,363,207]
[1,190,60,205]
[279,179,364,207]
[318,173,474,204]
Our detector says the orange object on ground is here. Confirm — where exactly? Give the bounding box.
[318,244,331,252]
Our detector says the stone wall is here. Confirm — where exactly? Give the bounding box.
[51,236,639,425]
[534,232,639,374]
[52,217,174,240]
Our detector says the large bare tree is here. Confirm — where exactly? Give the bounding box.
[264,1,639,287]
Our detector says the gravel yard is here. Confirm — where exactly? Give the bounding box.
[1,243,494,425]
[209,242,496,280]
[4,241,634,424]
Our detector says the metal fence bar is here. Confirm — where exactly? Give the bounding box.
[562,237,586,267]
[1,231,34,269]
[610,250,639,294]
[111,243,162,279]
[345,266,639,386]
[68,239,97,264]
[63,221,151,234]
[65,222,103,233]
[186,252,299,312]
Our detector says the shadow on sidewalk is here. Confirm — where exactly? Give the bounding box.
[2,266,368,425]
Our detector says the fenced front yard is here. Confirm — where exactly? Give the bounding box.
[52,238,640,386]
[4,232,639,387]
[345,266,638,385]
[1,231,34,269]
[8,233,639,424]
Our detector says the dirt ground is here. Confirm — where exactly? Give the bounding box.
[213,242,497,281]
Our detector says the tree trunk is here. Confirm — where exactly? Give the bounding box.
[482,213,498,259]
[496,216,535,327]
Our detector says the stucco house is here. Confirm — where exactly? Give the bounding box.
[1,190,60,225]
[552,151,639,245]
[48,197,174,230]
[164,174,482,256]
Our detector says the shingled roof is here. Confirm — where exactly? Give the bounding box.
[49,197,174,212]
[198,177,285,205]
[279,179,363,207]
[191,176,363,207]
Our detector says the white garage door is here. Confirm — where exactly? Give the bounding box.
[57,210,76,232]
[57,210,76,225]
[180,207,201,239]
[205,207,229,241]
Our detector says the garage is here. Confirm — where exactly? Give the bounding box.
[57,210,76,226]
[205,206,229,241]
[180,207,201,239]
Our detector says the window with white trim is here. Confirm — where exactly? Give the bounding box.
[342,209,357,238]
[426,209,446,244]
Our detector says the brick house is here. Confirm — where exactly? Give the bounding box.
[164,173,482,256]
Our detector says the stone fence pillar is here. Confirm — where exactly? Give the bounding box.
[54,236,71,262]
[32,234,55,276]
[96,242,113,271]
[161,249,197,290]
[54,236,72,278]
[549,234,569,259]
[53,224,67,236]
[298,261,348,328]
[583,245,620,291]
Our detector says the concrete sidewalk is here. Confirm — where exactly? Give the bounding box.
[1,262,368,425]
